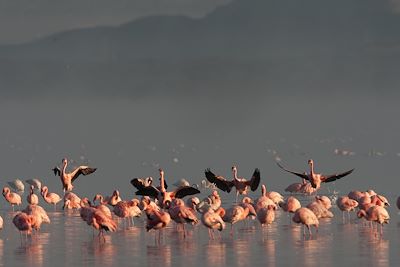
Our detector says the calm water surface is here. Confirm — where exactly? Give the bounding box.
[0,194,398,267]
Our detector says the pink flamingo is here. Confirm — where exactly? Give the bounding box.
[277,159,354,189]
[223,203,256,235]
[143,202,171,244]
[52,158,97,192]
[255,185,276,211]
[336,196,358,222]
[41,186,62,210]
[79,198,117,242]
[22,204,51,232]
[205,166,260,202]
[279,196,301,220]
[257,205,276,226]
[27,185,39,205]
[2,186,22,211]
[199,203,225,239]
[13,212,35,241]
[357,206,390,236]
[168,198,198,238]
[63,192,81,210]
[306,200,333,219]
[113,200,141,228]
[292,207,319,237]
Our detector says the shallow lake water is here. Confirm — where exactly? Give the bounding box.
[0,193,398,267]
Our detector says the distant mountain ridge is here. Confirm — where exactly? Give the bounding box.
[0,0,399,96]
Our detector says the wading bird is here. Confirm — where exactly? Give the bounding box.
[52,158,97,192]
[277,159,354,189]
[205,166,260,202]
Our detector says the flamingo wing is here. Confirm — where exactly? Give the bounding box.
[173,186,200,199]
[205,169,234,192]
[135,186,159,198]
[130,178,147,190]
[276,162,310,180]
[245,168,261,191]
[52,167,61,176]
[71,166,97,183]
[321,169,354,183]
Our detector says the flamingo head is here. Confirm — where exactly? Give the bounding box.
[62,158,68,165]
[308,159,314,166]
[231,166,237,172]
[2,187,9,196]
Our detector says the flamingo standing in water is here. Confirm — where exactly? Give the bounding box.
[279,196,301,220]
[27,185,39,205]
[13,212,35,241]
[52,158,97,192]
[168,198,198,238]
[336,196,358,222]
[41,186,62,210]
[22,204,51,232]
[2,187,22,211]
[143,201,171,244]
[292,207,319,237]
[205,166,260,202]
[357,206,390,236]
[277,159,354,189]
[199,202,225,240]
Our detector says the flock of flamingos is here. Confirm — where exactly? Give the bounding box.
[0,157,395,243]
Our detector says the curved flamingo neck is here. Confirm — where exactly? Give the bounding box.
[62,160,68,175]
[232,168,238,180]
[261,185,267,197]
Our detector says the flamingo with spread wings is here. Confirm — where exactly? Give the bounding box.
[205,166,260,202]
[277,159,354,189]
[52,158,97,192]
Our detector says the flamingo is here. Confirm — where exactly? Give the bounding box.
[143,201,171,244]
[80,198,117,241]
[13,212,35,239]
[94,191,122,207]
[357,206,390,236]
[41,186,62,210]
[284,181,304,194]
[277,159,354,189]
[255,185,277,211]
[2,186,22,211]
[168,198,198,238]
[135,169,200,208]
[292,207,319,237]
[25,178,42,191]
[306,199,333,219]
[186,197,200,212]
[63,192,82,210]
[205,166,260,202]
[52,158,97,192]
[27,185,39,205]
[199,203,225,239]
[257,205,276,226]
[336,196,358,222]
[22,204,51,232]
[279,196,301,218]
[7,179,25,195]
[113,199,141,228]
[223,203,256,235]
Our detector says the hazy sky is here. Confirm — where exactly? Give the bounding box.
[0,0,399,203]
[0,0,230,44]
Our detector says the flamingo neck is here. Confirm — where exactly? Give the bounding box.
[309,162,314,176]
[62,161,67,175]
[233,169,238,180]
[160,172,166,192]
